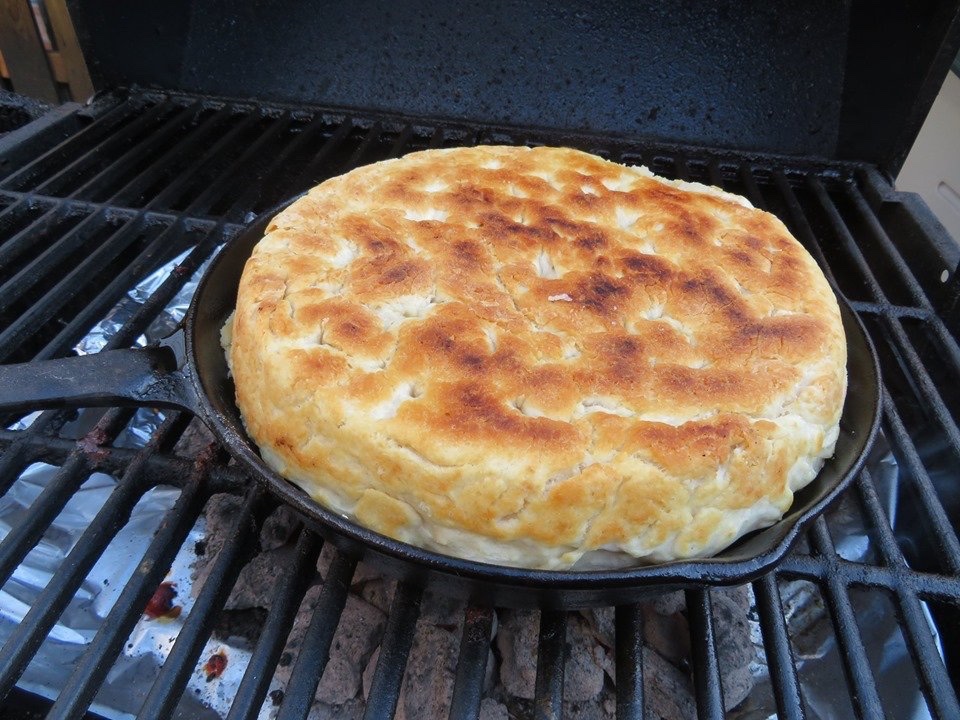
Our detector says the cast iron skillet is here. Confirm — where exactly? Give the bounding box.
[0,203,882,609]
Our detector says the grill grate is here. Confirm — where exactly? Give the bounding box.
[0,90,958,719]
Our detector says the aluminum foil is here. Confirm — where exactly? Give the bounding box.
[732,431,943,720]
[0,246,239,718]
[0,242,946,718]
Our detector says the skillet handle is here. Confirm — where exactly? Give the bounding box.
[0,346,199,414]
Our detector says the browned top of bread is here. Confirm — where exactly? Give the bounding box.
[226,145,846,569]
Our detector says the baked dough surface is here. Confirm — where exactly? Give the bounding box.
[225,146,847,569]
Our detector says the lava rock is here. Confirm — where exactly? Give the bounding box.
[308,697,364,720]
[273,585,386,706]
[318,594,388,704]
[643,646,696,720]
[710,588,756,712]
[225,545,297,610]
[356,578,395,614]
[259,504,301,551]
[495,610,538,699]
[478,697,509,720]
[192,493,243,593]
[496,610,605,703]
[395,623,459,720]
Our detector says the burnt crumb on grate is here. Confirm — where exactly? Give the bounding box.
[203,650,228,681]
[144,581,181,620]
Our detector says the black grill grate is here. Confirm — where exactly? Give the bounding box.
[0,90,957,719]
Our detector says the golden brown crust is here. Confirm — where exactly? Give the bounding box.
[227,146,847,569]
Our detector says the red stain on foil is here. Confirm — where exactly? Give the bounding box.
[144,581,182,619]
[204,650,228,681]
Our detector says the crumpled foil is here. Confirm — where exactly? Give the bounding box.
[0,246,246,718]
[0,243,944,718]
[732,431,943,720]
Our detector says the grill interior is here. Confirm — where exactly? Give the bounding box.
[0,90,958,719]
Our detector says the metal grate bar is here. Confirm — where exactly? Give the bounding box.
[222,115,333,222]
[879,315,960,450]
[672,157,690,181]
[846,301,932,318]
[853,469,960,719]
[346,124,384,169]
[808,177,960,451]
[777,555,960,601]
[685,590,725,720]
[28,101,183,198]
[387,125,416,159]
[533,610,567,720]
[274,551,357,720]
[845,185,935,311]
[34,216,193,361]
[448,606,494,720]
[0,213,157,361]
[182,114,294,217]
[102,222,233,352]
[771,172,844,293]
[0,189,246,235]
[46,452,212,720]
[144,112,265,212]
[0,408,78,487]
[881,393,960,573]
[225,528,323,720]
[754,574,806,720]
[136,486,267,720]
[808,518,885,719]
[0,196,33,235]
[66,104,213,202]
[362,582,423,720]
[706,160,725,188]
[0,428,251,497]
[0,207,106,316]
[0,408,132,585]
[0,201,67,274]
[924,314,960,382]
[0,412,190,700]
[807,177,892,301]
[0,426,184,476]
[0,100,141,191]
[737,165,765,207]
[288,120,355,194]
[614,604,645,720]
[102,107,240,208]
[427,128,445,149]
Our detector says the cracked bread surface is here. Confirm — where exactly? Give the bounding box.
[225,145,847,569]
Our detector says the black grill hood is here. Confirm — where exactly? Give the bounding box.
[66,0,960,178]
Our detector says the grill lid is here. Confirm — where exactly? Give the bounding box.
[66,0,960,177]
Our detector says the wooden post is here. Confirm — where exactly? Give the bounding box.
[0,0,59,103]
[43,0,94,101]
